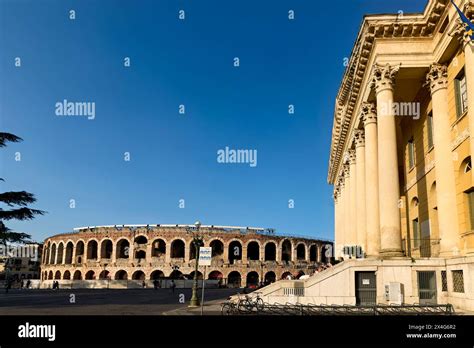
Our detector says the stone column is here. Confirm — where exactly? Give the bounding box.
[426,64,460,256]
[354,130,367,253]
[334,188,341,258]
[349,149,357,246]
[343,164,351,249]
[111,241,117,265]
[165,240,171,263]
[362,102,381,257]
[337,178,345,257]
[371,63,403,257]
[242,245,248,264]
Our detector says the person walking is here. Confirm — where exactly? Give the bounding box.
[153,279,158,290]
[26,279,31,289]
[170,279,176,293]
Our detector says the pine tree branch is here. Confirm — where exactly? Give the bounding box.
[0,191,36,206]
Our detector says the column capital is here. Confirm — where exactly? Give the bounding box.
[343,164,350,177]
[361,102,377,126]
[354,130,365,148]
[348,149,356,165]
[370,63,400,94]
[450,8,474,48]
[426,63,448,94]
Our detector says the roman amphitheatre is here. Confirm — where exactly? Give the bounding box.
[40,224,331,288]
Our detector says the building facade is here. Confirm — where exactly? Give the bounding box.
[40,225,330,288]
[329,0,474,260]
[258,0,474,311]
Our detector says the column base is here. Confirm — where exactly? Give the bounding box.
[379,248,404,258]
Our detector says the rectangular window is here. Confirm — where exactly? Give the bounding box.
[455,70,468,118]
[441,271,448,292]
[427,112,434,149]
[413,218,420,248]
[408,138,415,169]
[452,270,465,293]
[468,191,474,230]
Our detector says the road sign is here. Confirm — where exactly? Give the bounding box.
[198,247,212,266]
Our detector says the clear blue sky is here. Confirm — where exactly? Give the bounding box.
[0,0,427,243]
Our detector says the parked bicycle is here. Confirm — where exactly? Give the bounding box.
[237,291,265,312]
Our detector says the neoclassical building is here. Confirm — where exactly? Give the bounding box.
[40,224,330,287]
[258,0,474,311]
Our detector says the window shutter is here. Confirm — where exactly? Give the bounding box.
[455,78,462,118]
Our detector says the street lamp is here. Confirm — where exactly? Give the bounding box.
[187,220,203,307]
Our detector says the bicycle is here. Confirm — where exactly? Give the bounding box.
[237,291,265,312]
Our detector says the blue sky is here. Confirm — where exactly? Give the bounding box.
[0,0,427,243]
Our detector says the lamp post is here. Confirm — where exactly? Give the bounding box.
[187,221,203,307]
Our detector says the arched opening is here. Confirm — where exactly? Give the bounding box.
[63,270,71,280]
[461,156,472,174]
[48,271,53,280]
[135,250,146,259]
[116,239,130,259]
[247,241,260,261]
[171,240,185,259]
[134,235,148,245]
[227,271,241,288]
[264,242,276,261]
[246,271,259,287]
[210,240,224,258]
[309,245,317,262]
[87,240,98,260]
[50,244,56,264]
[169,270,183,279]
[132,270,145,280]
[228,241,242,264]
[73,271,82,280]
[56,243,64,264]
[320,246,328,263]
[150,270,165,279]
[100,240,113,259]
[99,270,110,279]
[75,241,84,264]
[282,239,292,262]
[189,271,203,280]
[264,271,276,284]
[151,239,166,258]
[54,271,61,280]
[115,270,128,280]
[296,244,306,260]
[85,270,95,280]
[208,271,223,280]
[65,242,73,264]
[281,271,292,280]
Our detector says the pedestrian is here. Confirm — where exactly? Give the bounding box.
[26,280,31,289]
[153,279,158,290]
[20,280,24,290]
[170,279,176,293]
[5,279,11,294]
[142,280,146,289]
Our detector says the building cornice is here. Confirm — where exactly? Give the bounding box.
[327,0,463,184]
